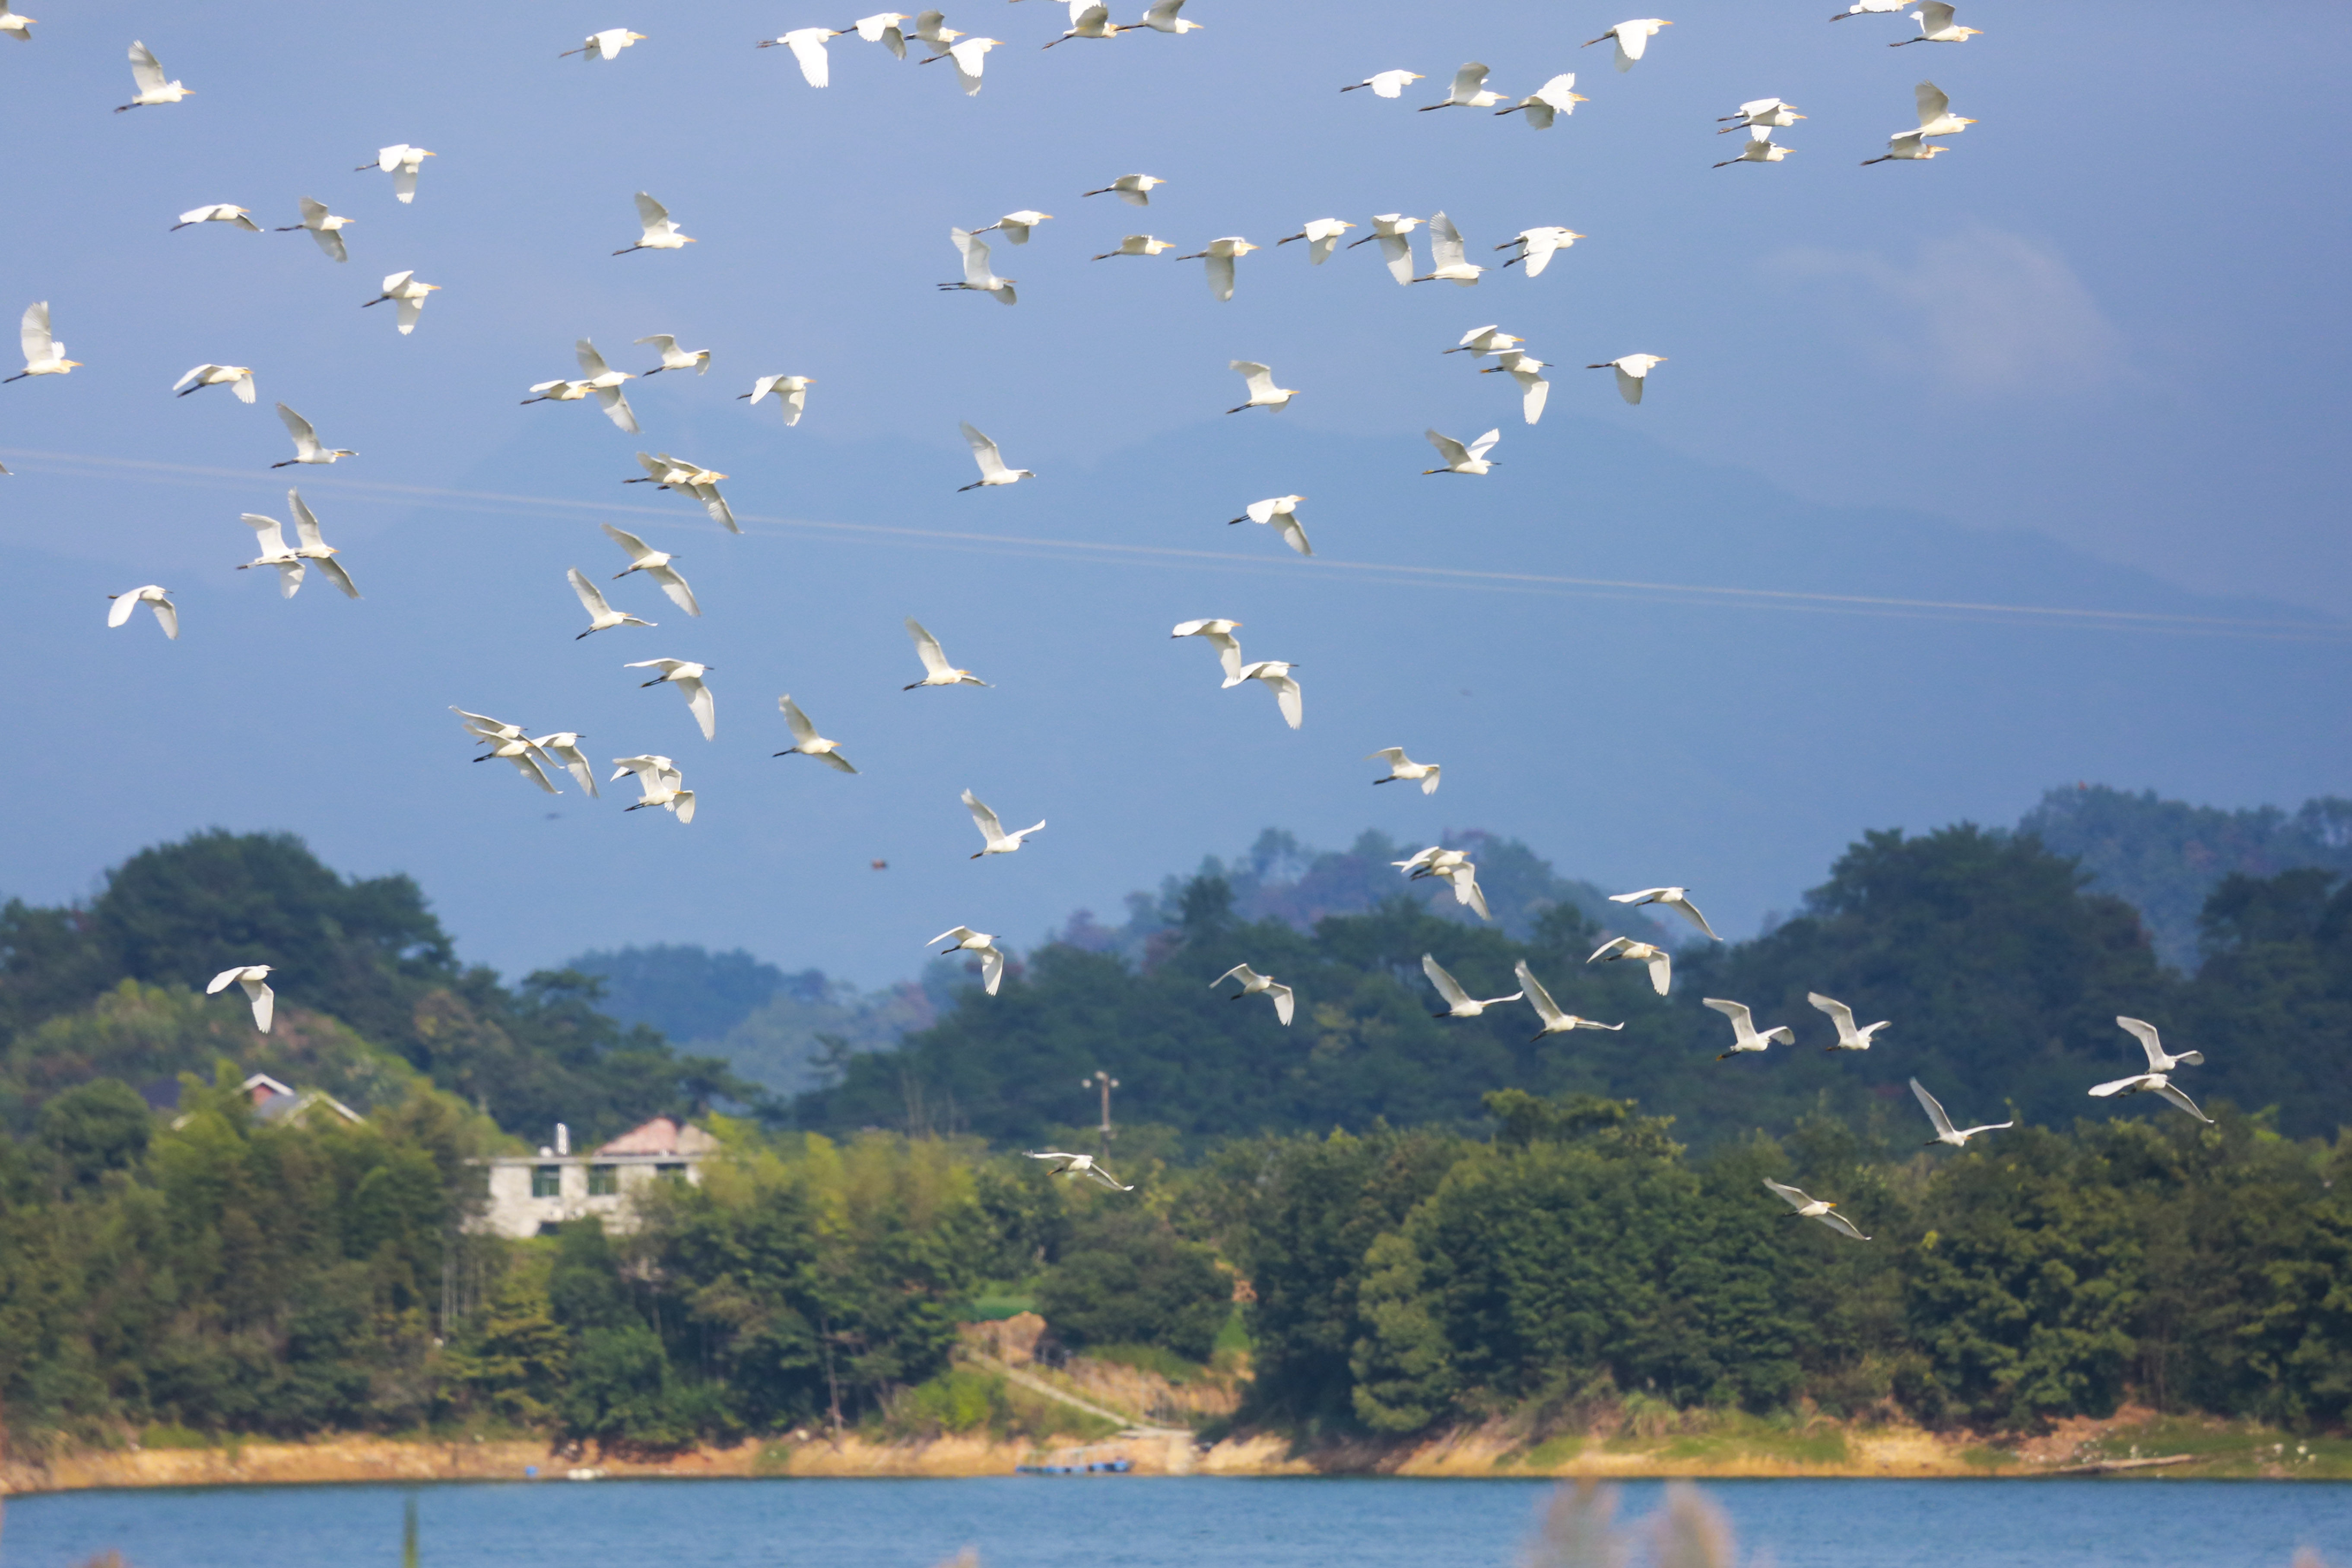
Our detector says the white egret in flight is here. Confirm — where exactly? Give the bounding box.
[1136,0,1201,34]
[1342,70,1424,98]
[1498,73,1585,128]
[776,695,857,773]
[1274,218,1355,263]
[1715,133,1792,168]
[271,402,356,467]
[741,374,814,424]
[601,523,700,616]
[1589,935,1671,996]
[920,35,1001,93]
[2089,1071,2212,1123]
[1365,748,1440,794]
[1762,1179,1870,1240]
[1175,236,1258,301]
[1421,62,1504,110]
[1409,212,1482,285]
[1893,3,1980,44]
[1517,961,1622,1042]
[1910,1078,2012,1147]
[1447,326,1522,358]
[625,453,736,532]
[1718,97,1804,132]
[1496,227,1583,277]
[172,204,258,232]
[174,364,255,403]
[562,28,647,60]
[1707,998,1793,1059]
[357,145,435,203]
[957,422,1033,489]
[1583,19,1672,72]
[2117,1016,2205,1073]
[1214,964,1294,1025]
[1809,993,1889,1052]
[1229,495,1311,556]
[107,586,178,639]
[1026,1151,1132,1191]
[759,27,839,84]
[1861,131,1946,165]
[933,928,1006,993]
[943,227,1017,303]
[1423,428,1500,475]
[1092,234,1176,260]
[615,756,696,823]
[615,192,695,254]
[1345,213,1424,286]
[1229,660,1302,729]
[0,5,37,40]
[1082,172,1167,206]
[533,734,600,795]
[905,617,990,687]
[362,270,440,334]
[1588,353,1665,404]
[636,334,710,375]
[1479,350,1550,425]
[627,659,717,741]
[963,789,1044,857]
[569,339,639,431]
[206,966,276,1032]
[116,40,190,110]
[1227,361,1298,413]
[238,511,307,598]
[8,301,77,380]
[1423,954,1522,1019]
[569,567,655,638]
[277,197,354,261]
[1610,886,1718,939]
[851,12,912,57]
[1171,618,1244,681]
[974,210,1052,244]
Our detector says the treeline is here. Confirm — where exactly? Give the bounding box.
[798,824,2352,1146]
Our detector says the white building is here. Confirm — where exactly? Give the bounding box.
[470,1115,718,1238]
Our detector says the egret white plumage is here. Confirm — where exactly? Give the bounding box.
[532,733,600,795]
[8,301,77,380]
[601,523,700,616]
[775,695,857,773]
[1423,955,1521,1018]
[1829,0,1906,14]
[276,197,354,261]
[1893,3,1980,44]
[116,40,190,110]
[2088,1071,2212,1123]
[1900,79,1974,137]
[2117,1016,2204,1073]
[473,731,559,793]
[1274,218,1355,264]
[1409,212,1482,286]
[1228,660,1302,729]
[625,452,737,532]
[1423,427,1500,475]
[1498,73,1585,127]
[172,204,257,232]
[1136,0,1201,33]
[627,659,717,741]
[851,11,912,55]
[759,27,839,84]
[1365,748,1440,794]
[1582,18,1672,72]
[1588,353,1665,404]
[1228,495,1311,556]
[904,617,989,687]
[1762,1178,1870,1240]
[1213,964,1295,1024]
[1081,172,1167,206]
[1394,846,1464,881]
[942,227,1017,303]
[1447,325,1523,358]
[957,422,1033,489]
[908,10,962,49]
[1610,887,1718,939]
[615,192,695,254]
[1718,98,1803,132]
[357,144,435,203]
[1714,132,1791,168]
[1809,993,1889,1052]
[270,402,356,467]
[1043,5,1132,46]
[235,509,304,598]
[1860,130,1946,164]
[920,35,1001,93]
[963,789,1044,856]
[1342,70,1424,98]
[0,5,36,41]
[740,374,814,424]
[614,755,696,822]
[1911,1077,2012,1147]
[974,210,1052,244]
[562,28,647,60]
[1171,618,1244,681]
[1495,227,1583,277]
[173,364,255,403]
[570,339,639,431]
[1226,361,1298,413]
[106,586,178,639]
[1421,61,1504,111]
[1517,961,1623,1042]
[1589,935,1672,995]
[569,567,655,638]
[1175,236,1258,301]
[1706,998,1793,1058]
[362,270,439,335]
[1479,350,1550,424]
[636,334,711,375]
[1092,234,1175,260]
[1026,1151,1132,1191]
[932,927,1005,993]
[1343,212,1423,285]
[206,966,276,1032]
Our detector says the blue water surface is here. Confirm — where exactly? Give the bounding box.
[6,1475,2348,1568]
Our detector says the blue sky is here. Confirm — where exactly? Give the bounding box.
[2,0,2346,985]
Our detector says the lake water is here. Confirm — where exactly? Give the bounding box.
[6,1476,2349,1568]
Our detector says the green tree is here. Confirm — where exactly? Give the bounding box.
[1034,1204,1228,1361]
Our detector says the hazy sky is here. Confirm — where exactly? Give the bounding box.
[3,0,2346,986]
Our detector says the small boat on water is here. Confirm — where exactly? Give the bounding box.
[1017,1458,1130,1475]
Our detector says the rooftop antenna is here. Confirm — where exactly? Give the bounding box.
[1082,1070,1119,1157]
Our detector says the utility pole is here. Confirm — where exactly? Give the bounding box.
[1082,1070,1119,1156]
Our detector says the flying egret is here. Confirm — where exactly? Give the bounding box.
[1136,0,1201,33]
[625,452,737,533]
[1809,993,1889,1052]
[171,204,258,232]
[8,301,77,380]
[276,197,354,262]
[1343,213,1423,285]
[1588,354,1665,404]
[1830,0,1907,13]
[1082,172,1167,206]
[963,789,1044,857]
[1589,935,1672,996]
[627,659,717,741]
[932,927,1005,993]
[1861,130,1947,165]
[636,334,711,375]
[1213,964,1294,1025]
[1610,886,1717,939]
[759,27,839,84]
[247,496,358,599]
[116,40,190,110]
[942,227,1017,303]
[616,192,695,254]
[1479,350,1550,424]
[2117,1016,2204,1073]
[920,35,1001,93]
[1706,998,1794,1059]
[1583,19,1672,72]
[1365,747,1440,794]
[741,374,815,424]
[0,5,36,41]
[1421,62,1505,110]
[1762,1179,1870,1240]
[1911,1077,2011,1148]
[1171,618,1244,682]
[1227,361,1298,413]
[601,523,700,616]
[569,567,655,638]
[562,28,647,60]
[1423,428,1500,475]
[1229,495,1311,556]
[904,616,989,687]
[1718,97,1804,132]
[1517,961,1623,1042]
[1343,69,1424,98]
[615,756,696,823]
[1495,227,1583,277]
[358,145,436,203]
[2088,1070,2212,1123]
[1026,1151,1133,1191]
[521,378,591,408]
[1901,79,1974,137]
[776,695,857,773]
[475,731,559,793]
[532,733,600,795]
[1394,849,1492,921]
[206,966,276,1033]
[1498,73,1586,127]
[908,10,962,50]
[1394,846,1463,880]
[362,269,439,334]
[1447,325,1523,358]
[1043,5,1133,46]
[270,402,356,467]
[957,421,1033,489]
[173,364,255,403]
[1175,236,1259,301]
[1229,660,1302,729]
[569,339,639,431]
[1423,954,1523,1019]
[974,210,1053,244]
[1274,218,1355,263]
[846,10,912,55]
[107,586,178,640]
[1894,3,1980,44]
[454,709,531,747]
[1410,212,1482,285]
[1092,233,1176,260]
[1714,132,1792,168]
